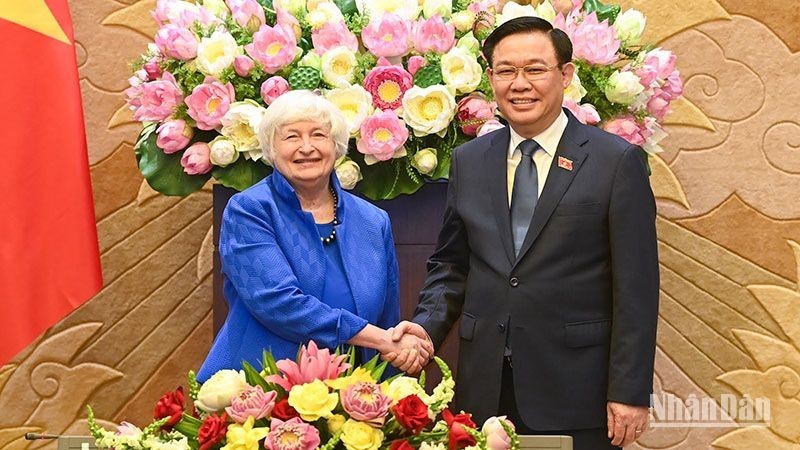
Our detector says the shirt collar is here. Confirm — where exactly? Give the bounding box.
[507,109,568,158]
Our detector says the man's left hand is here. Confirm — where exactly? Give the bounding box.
[607,401,649,447]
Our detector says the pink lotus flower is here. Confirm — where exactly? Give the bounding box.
[261,76,290,105]
[362,13,412,58]
[125,71,183,122]
[407,55,426,76]
[265,341,349,391]
[482,416,515,450]
[341,382,393,425]
[156,119,193,153]
[413,14,455,54]
[645,89,671,121]
[477,119,505,137]
[603,115,651,146]
[363,58,413,110]
[155,24,198,60]
[246,23,300,74]
[662,69,683,100]
[357,110,409,162]
[234,55,255,77]
[185,77,236,130]
[638,49,677,87]
[564,12,619,65]
[181,142,212,175]
[227,0,266,32]
[563,99,600,125]
[467,0,498,14]
[225,385,278,424]
[265,417,320,450]
[312,21,359,55]
[153,0,218,28]
[457,93,496,136]
[277,8,302,40]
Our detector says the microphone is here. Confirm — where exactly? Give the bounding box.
[25,433,62,440]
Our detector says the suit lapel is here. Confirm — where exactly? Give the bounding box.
[485,128,515,266]
[514,115,589,266]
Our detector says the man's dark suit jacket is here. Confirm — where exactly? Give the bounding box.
[412,109,660,430]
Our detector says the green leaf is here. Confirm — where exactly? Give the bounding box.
[334,0,358,15]
[581,0,621,23]
[243,360,288,397]
[262,349,281,376]
[174,413,202,437]
[350,152,424,200]
[370,359,390,381]
[135,129,210,196]
[212,157,272,191]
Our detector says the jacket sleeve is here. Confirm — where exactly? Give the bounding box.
[606,145,660,406]
[412,150,471,348]
[219,194,368,351]
[377,211,401,331]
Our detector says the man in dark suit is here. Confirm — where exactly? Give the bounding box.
[388,16,659,449]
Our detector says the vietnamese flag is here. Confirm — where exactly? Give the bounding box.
[0,0,102,365]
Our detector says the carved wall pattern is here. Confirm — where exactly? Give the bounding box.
[0,0,797,448]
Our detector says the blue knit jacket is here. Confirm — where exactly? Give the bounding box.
[197,170,400,381]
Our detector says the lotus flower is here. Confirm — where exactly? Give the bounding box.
[266,341,350,390]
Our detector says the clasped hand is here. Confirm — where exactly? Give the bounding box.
[379,321,433,374]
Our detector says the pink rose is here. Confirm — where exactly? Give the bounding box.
[407,55,426,76]
[180,142,212,174]
[413,14,455,54]
[340,382,392,426]
[363,58,413,110]
[312,20,359,55]
[155,24,198,60]
[125,71,183,122]
[185,77,236,130]
[457,93,496,136]
[265,417,320,450]
[356,110,409,162]
[246,23,300,74]
[234,55,255,77]
[227,0,265,32]
[156,119,193,153]
[477,119,505,137]
[144,58,162,80]
[362,13,412,58]
[261,76,290,105]
[603,116,651,146]
[565,12,619,65]
[225,385,277,424]
[562,99,600,125]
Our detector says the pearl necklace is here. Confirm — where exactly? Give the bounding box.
[321,186,339,245]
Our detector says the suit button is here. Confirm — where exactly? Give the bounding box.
[498,323,506,332]
[509,277,519,287]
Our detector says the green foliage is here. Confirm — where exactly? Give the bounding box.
[288,66,322,90]
[575,61,628,120]
[582,0,621,23]
[212,157,272,191]
[350,150,425,199]
[413,64,443,88]
[135,125,210,196]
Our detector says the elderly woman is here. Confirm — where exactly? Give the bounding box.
[197,91,428,381]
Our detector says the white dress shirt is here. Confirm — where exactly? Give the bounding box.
[506,110,569,207]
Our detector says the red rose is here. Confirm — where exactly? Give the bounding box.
[392,395,431,434]
[154,386,185,429]
[198,412,228,450]
[390,439,416,450]
[272,397,299,420]
[442,409,477,450]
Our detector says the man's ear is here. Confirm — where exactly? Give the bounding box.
[561,62,576,89]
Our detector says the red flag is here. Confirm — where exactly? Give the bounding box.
[0,0,102,365]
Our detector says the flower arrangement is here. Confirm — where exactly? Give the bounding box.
[87,341,519,450]
[126,0,682,199]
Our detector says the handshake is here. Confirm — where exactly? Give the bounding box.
[379,321,434,375]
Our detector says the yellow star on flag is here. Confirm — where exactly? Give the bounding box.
[0,0,70,44]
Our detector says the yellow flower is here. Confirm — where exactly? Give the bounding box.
[402,85,457,137]
[221,416,269,450]
[326,367,376,391]
[381,376,430,404]
[321,47,357,87]
[328,414,347,434]
[288,380,339,421]
[341,419,384,450]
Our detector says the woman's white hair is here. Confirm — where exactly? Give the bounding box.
[259,90,349,165]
